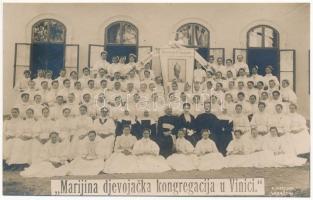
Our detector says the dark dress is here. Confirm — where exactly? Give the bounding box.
[132,118,157,140]
[194,112,233,156]
[177,113,198,146]
[156,114,179,158]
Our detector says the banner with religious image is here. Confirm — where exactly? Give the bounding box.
[159,48,195,95]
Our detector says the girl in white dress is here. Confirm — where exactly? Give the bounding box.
[195,129,225,170]
[20,132,69,177]
[66,131,106,175]
[4,108,22,162]
[7,107,36,166]
[103,125,138,173]
[167,129,198,171]
[132,129,171,173]
[286,103,310,155]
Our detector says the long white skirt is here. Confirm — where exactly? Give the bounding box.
[7,138,32,165]
[20,161,68,177]
[66,157,105,176]
[197,153,226,170]
[167,154,198,171]
[289,130,310,155]
[135,155,171,173]
[4,138,14,160]
[103,153,138,174]
[225,154,255,168]
[31,139,44,164]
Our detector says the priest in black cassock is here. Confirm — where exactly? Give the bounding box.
[194,101,233,156]
[156,106,179,158]
[132,110,157,140]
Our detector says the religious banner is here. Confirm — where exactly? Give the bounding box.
[159,48,195,95]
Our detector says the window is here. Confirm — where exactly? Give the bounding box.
[237,24,297,91]
[176,23,211,60]
[105,21,138,62]
[247,25,279,48]
[31,19,66,79]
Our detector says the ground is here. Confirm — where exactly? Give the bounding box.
[3,165,310,197]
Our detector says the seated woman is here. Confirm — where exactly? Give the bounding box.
[262,127,307,167]
[225,130,253,168]
[167,128,198,171]
[103,125,138,174]
[6,107,36,168]
[132,129,171,173]
[20,132,68,177]
[285,103,310,156]
[66,131,106,176]
[195,129,225,170]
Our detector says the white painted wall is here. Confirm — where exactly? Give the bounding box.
[3,3,310,118]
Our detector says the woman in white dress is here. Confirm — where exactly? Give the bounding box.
[262,127,307,167]
[92,107,116,159]
[4,108,22,162]
[20,132,69,177]
[69,105,93,159]
[31,107,56,164]
[225,130,253,168]
[66,131,106,175]
[281,79,297,104]
[167,128,198,171]
[250,102,269,140]
[103,125,138,173]
[6,107,36,166]
[132,128,171,173]
[232,104,251,139]
[285,103,310,155]
[195,129,225,170]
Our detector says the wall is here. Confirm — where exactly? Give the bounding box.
[3,3,310,118]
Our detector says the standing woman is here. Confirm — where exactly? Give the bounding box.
[7,107,36,168]
[177,103,197,146]
[4,108,23,164]
[103,125,138,174]
[286,103,310,156]
[195,129,225,170]
[250,102,269,140]
[132,128,171,173]
[232,104,251,139]
[70,105,93,160]
[32,107,56,164]
[167,128,198,171]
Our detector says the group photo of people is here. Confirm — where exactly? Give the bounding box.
[3,46,310,177]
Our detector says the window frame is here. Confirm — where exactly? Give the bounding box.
[247,25,279,49]
[176,23,210,48]
[105,21,139,46]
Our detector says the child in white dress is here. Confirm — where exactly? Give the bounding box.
[195,129,225,170]
[132,128,171,173]
[167,129,198,171]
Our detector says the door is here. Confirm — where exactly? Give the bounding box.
[247,48,279,77]
[30,43,65,79]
